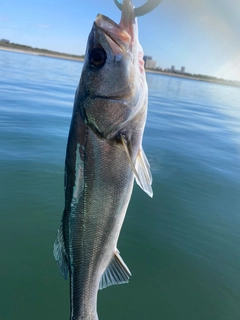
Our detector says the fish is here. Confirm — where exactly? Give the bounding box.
[53,0,153,319]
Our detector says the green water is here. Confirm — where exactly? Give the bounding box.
[1,51,240,319]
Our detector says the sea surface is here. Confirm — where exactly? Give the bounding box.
[1,50,240,320]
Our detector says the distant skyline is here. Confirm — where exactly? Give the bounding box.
[1,0,240,81]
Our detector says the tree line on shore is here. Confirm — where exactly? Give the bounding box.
[0,41,84,60]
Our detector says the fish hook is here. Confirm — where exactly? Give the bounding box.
[114,0,162,17]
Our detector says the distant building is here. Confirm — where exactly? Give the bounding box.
[143,55,156,69]
[145,59,156,69]
[0,39,10,44]
[169,65,186,74]
[181,66,185,73]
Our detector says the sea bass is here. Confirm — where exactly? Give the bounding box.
[54,1,153,319]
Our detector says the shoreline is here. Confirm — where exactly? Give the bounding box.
[0,45,84,62]
[1,45,239,87]
[145,69,234,86]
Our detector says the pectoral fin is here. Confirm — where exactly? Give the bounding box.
[135,148,153,197]
[120,134,153,197]
[99,250,131,290]
[53,221,69,280]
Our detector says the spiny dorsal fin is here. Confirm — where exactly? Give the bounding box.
[120,134,153,198]
[99,250,131,290]
[53,221,69,280]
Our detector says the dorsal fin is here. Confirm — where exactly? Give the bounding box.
[99,250,131,290]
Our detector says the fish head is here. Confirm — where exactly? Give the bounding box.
[78,0,147,139]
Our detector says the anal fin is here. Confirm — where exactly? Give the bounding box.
[99,250,131,290]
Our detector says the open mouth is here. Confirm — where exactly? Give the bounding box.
[95,14,131,53]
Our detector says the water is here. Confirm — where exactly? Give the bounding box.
[1,50,240,320]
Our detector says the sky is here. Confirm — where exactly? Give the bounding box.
[0,0,240,81]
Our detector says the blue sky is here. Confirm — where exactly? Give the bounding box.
[1,0,240,80]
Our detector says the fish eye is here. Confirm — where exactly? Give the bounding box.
[89,47,107,69]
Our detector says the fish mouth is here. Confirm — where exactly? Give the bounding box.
[95,1,135,53]
[95,14,131,53]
